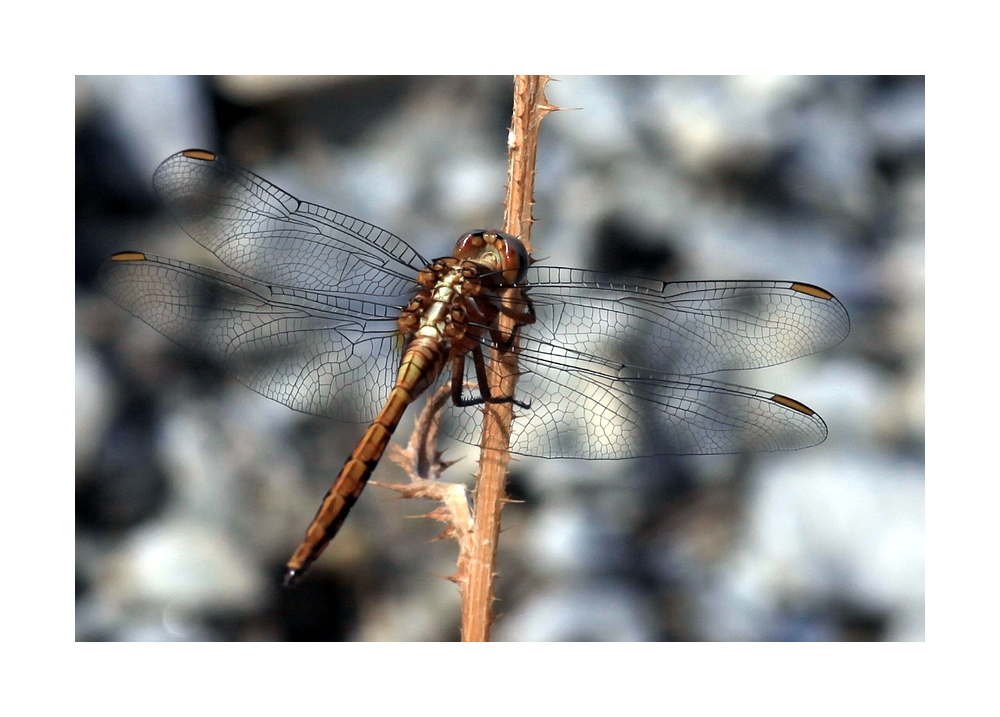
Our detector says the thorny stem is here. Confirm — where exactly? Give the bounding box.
[461,75,557,642]
[380,386,474,560]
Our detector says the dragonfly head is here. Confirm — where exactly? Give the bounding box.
[454,230,530,286]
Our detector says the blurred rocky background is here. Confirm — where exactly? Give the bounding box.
[75,75,924,641]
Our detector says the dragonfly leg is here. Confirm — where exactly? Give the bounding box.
[450,349,531,409]
[489,293,536,352]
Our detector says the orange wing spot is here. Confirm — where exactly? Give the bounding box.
[110,252,147,262]
[790,282,834,300]
[182,149,217,161]
[771,394,815,416]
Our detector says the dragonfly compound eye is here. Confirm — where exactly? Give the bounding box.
[493,232,529,285]
[453,231,530,285]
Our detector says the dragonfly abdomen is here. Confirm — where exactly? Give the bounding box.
[283,339,449,586]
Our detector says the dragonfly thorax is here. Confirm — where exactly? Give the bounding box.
[398,262,481,354]
[401,230,530,352]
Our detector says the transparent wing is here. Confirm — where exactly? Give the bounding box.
[522,268,850,375]
[108,151,850,458]
[444,357,827,459]
[99,252,403,423]
[440,272,849,458]
[442,357,829,458]
[152,150,427,298]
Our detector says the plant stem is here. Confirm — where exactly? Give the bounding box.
[460,75,554,642]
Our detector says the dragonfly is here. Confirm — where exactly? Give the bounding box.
[100,149,851,586]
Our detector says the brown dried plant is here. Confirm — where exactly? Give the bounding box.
[379,76,560,642]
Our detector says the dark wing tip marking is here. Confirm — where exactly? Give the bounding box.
[770,393,816,416]
[790,282,835,300]
[181,149,217,161]
[110,251,147,262]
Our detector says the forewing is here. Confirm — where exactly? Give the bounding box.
[152,150,426,297]
[524,268,850,375]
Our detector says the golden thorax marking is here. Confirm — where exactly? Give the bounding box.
[417,271,465,335]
